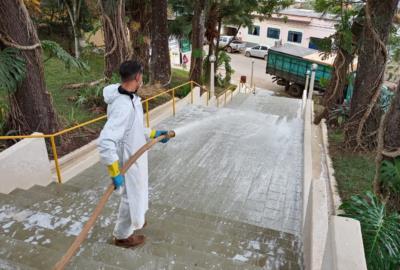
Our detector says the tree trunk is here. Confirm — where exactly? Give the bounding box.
[150,0,171,85]
[100,0,131,79]
[345,0,399,149]
[65,0,82,59]
[314,48,353,124]
[383,82,400,150]
[0,0,59,134]
[127,0,151,74]
[203,2,219,85]
[189,0,206,84]
[214,17,222,74]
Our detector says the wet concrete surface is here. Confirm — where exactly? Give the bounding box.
[151,89,303,235]
[0,89,304,269]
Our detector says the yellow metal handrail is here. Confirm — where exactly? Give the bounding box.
[0,80,212,184]
[216,85,236,107]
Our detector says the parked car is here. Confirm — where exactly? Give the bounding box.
[218,36,245,53]
[245,45,269,60]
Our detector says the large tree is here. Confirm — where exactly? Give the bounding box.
[345,0,399,149]
[0,0,59,134]
[126,0,152,75]
[313,1,364,125]
[99,0,131,79]
[190,0,206,84]
[150,0,171,85]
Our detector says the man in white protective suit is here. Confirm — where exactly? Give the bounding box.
[97,60,170,248]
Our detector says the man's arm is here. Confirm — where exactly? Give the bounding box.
[97,104,130,188]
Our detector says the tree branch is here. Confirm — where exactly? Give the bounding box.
[0,32,40,50]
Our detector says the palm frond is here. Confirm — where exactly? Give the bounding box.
[41,40,89,72]
[0,48,26,93]
[340,191,400,270]
[381,158,400,193]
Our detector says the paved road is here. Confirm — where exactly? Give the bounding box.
[150,90,303,235]
[226,52,286,94]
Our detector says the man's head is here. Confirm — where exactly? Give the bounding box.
[119,60,143,92]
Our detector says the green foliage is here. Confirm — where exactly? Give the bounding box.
[75,84,105,109]
[175,84,191,98]
[340,192,400,270]
[319,77,330,89]
[0,48,26,93]
[42,40,89,72]
[381,158,400,193]
[216,51,234,88]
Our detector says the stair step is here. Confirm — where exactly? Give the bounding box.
[79,242,207,270]
[30,182,81,197]
[64,162,108,191]
[0,234,122,270]
[0,217,76,252]
[137,241,261,270]
[0,258,38,270]
[67,255,126,270]
[9,188,55,203]
[89,219,272,267]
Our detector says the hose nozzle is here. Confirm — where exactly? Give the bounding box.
[167,130,176,138]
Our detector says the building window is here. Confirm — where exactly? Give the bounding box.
[288,31,302,43]
[267,28,280,39]
[248,25,260,36]
[309,37,331,50]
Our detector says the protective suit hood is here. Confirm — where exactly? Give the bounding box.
[103,83,121,104]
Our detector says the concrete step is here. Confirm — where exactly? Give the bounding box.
[0,216,76,252]
[1,188,300,269]
[0,258,38,270]
[0,234,125,270]
[137,241,261,270]
[79,242,207,270]
[64,162,108,191]
[9,188,55,203]
[30,182,81,197]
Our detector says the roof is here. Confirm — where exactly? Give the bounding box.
[278,8,337,20]
[269,43,318,58]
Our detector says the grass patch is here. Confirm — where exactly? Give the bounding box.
[329,129,375,201]
[44,53,105,126]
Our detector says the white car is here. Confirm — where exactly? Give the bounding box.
[218,36,245,53]
[245,45,269,60]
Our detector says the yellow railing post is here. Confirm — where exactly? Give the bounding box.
[206,89,209,106]
[50,136,62,184]
[172,89,176,116]
[190,81,194,104]
[145,100,150,128]
[224,91,227,105]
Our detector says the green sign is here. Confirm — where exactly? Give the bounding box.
[180,39,191,53]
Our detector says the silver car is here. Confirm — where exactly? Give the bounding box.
[245,45,269,60]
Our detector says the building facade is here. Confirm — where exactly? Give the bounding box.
[224,9,337,49]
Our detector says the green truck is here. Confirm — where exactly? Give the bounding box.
[266,43,336,97]
[266,43,394,110]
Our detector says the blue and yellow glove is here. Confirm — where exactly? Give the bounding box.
[107,161,124,189]
[150,129,169,143]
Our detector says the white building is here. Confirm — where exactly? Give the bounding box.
[223,8,337,49]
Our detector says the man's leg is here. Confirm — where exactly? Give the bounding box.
[113,192,145,247]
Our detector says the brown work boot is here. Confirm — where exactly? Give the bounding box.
[114,234,145,248]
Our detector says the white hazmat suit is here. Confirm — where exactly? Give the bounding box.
[97,84,150,239]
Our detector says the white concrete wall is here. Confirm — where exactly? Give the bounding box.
[322,216,367,270]
[302,96,367,270]
[237,16,335,48]
[0,133,52,193]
